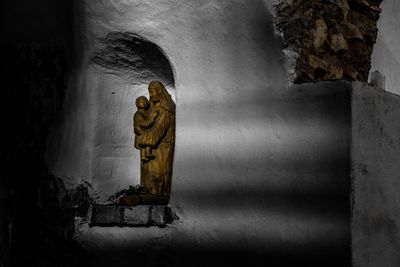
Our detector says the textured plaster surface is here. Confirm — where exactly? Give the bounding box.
[47,0,351,265]
[351,83,400,267]
[370,0,400,95]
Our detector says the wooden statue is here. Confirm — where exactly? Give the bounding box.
[134,81,175,199]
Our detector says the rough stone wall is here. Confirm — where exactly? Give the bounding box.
[276,0,382,83]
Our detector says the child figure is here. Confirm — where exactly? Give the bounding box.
[134,96,159,162]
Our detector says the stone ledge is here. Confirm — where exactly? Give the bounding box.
[90,204,175,227]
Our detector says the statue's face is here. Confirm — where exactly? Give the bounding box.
[149,85,160,102]
[137,98,148,109]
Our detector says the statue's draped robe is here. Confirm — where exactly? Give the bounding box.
[133,109,157,149]
[137,103,175,196]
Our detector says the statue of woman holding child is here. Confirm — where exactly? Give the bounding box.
[133,81,175,199]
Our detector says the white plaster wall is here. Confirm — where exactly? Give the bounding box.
[352,83,400,267]
[370,0,400,95]
[49,0,297,200]
[48,0,350,264]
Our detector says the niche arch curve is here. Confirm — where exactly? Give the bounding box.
[47,31,178,201]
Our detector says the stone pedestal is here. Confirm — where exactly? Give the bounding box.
[90,205,175,227]
[118,194,169,206]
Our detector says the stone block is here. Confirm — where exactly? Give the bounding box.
[119,194,169,205]
[150,206,174,227]
[123,205,151,226]
[91,205,122,225]
[150,206,166,227]
[90,204,175,227]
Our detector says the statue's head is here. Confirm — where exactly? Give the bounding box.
[148,81,162,102]
[135,96,149,110]
[148,80,175,114]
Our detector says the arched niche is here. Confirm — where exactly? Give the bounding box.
[47,32,176,202]
[91,32,176,201]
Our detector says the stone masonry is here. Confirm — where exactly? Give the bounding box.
[276,0,383,83]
